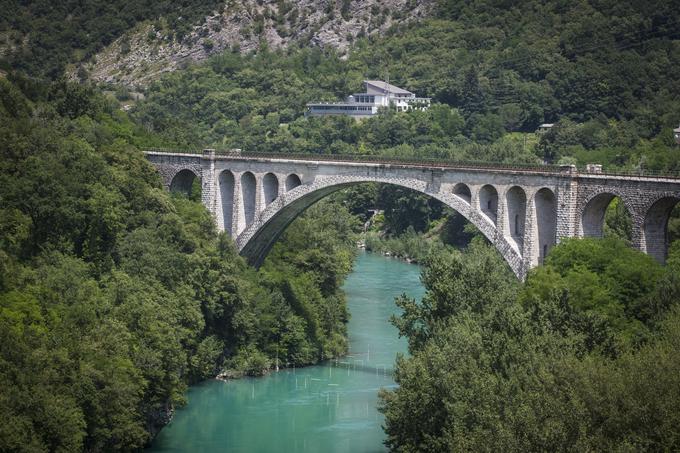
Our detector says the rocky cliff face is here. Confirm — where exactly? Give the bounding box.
[77,0,434,87]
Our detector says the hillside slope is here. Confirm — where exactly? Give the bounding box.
[75,0,433,87]
[128,0,680,171]
[0,0,224,78]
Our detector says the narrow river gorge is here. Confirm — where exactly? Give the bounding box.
[150,251,425,452]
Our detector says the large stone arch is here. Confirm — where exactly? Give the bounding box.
[169,169,200,195]
[579,189,634,238]
[236,175,524,278]
[641,194,680,263]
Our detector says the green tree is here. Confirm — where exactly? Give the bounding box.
[381,237,680,451]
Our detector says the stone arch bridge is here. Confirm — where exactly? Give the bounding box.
[146,149,680,280]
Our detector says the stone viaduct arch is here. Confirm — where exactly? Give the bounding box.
[146,150,680,279]
[169,168,200,196]
[238,175,536,278]
[640,193,680,263]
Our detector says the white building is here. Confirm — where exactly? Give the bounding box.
[306,80,431,118]
[537,123,554,133]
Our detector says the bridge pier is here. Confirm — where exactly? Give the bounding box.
[521,192,536,270]
[201,149,217,215]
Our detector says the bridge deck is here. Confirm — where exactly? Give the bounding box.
[144,149,680,181]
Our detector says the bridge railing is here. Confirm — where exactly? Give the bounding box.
[238,151,568,173]
[144,148,680,179]
[146,147,205,155]
[144,148,567,173]
[579,168,680,179]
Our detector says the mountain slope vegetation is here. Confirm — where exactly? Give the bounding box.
[0,0,224,78]
[0,74,358,450]
[130,0,680,172]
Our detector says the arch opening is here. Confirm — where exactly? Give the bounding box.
[218,170,235,235]
[452,183,471,204]
[505,186,526,253]
[643,197,680,263]
[534,188,556,265]
[581,193,632,241]
[239,172,257,234]
[170,169,201,200]
[479,184,499,225]
[263,173,279,207]
[285,174,302,192]
[238,179,524,279]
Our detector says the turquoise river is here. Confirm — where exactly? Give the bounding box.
[149,251,425,452]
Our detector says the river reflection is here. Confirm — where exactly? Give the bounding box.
[150,251,424,453]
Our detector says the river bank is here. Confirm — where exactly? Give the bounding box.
[149,251,424,452]
[362,229,447,264]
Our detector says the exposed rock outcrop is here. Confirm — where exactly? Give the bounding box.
[76,0,434,87]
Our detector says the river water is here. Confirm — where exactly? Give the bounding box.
[150,251,424,452]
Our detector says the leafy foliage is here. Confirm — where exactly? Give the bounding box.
[0,0,224,78]
[0,75,358,451]
[380,238,680,451]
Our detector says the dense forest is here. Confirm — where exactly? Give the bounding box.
[0,75,359,450]
[380,237,680,451]
[0,0,223,78]
[2,0,680,451]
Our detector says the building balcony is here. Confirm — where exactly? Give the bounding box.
[306,103,378,117]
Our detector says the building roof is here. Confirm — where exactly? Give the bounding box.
[538,123,554,128]
[674,125,680,133]
[364,80,413,95]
